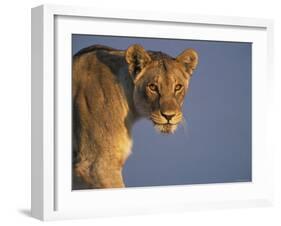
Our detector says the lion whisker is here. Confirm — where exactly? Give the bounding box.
[180,116,189,138]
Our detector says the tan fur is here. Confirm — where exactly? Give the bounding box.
[72,44,198,189]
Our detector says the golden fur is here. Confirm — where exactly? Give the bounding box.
[72,44,198,189]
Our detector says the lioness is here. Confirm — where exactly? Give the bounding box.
[73,44,198,189]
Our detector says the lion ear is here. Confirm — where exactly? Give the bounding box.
[125,44,151,80]
[176,49,198,76]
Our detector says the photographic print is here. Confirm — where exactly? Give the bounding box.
[72,35,252,190]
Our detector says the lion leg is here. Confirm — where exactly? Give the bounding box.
[89,160,125,188]
[75,159,125,188]
[74,160,95,189]
[73,125,131,189]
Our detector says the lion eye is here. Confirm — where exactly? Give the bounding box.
[175,84,183,92]
[148,84,158,92]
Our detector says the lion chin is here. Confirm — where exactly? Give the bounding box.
[154,123,178,134]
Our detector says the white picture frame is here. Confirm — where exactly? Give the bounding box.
[31,4,274,221]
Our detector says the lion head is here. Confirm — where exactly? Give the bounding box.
[125,44,198,134]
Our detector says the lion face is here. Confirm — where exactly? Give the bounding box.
[125,44,198,134]
[133,61,188,133]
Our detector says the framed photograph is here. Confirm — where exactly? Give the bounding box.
[31,4,274,221]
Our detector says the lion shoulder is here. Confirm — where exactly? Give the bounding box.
[73,45,128,96]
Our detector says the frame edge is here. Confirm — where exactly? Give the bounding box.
[31,5,44,221]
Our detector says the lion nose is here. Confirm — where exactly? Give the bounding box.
[160,111,176,121]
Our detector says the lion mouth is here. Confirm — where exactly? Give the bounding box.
[150,113,182,134]
[153,122,178,134]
